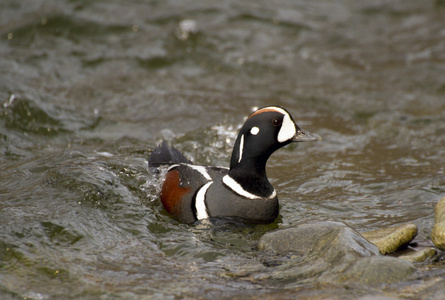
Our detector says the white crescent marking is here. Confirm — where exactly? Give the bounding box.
[195,182,212,220]
[277,112,296,143]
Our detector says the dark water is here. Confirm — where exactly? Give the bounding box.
[1,0,445,298]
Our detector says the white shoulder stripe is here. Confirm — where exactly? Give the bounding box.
[195,182,212,220]
[167,164,181,171]
[222,175,276,200]
[187,165,212,181]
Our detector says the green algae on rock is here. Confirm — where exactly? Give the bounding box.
[432,196,445,250]
[398,247,437,263]
[361,223,418,255]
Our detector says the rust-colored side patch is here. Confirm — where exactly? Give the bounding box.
[160,169,190,218]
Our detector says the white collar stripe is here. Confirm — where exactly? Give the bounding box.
[222,175,276,200]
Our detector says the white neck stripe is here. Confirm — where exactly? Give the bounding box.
[195,182,212,220]
[238,134,244,163]
[222,175,276,200]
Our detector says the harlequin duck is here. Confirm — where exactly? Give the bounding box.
[148,106,320,224]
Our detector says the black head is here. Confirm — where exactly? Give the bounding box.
[229,106,320,170]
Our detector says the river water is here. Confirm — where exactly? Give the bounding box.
[1,0,445,299]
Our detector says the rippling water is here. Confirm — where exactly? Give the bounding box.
[1,0,445,298]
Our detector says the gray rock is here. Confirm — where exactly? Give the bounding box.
[258,221,415,285]
[431,195,445,250]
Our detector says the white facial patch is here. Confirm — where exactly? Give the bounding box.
[277,112,296,143]
[250,126,260,135]
[238,134,244,163]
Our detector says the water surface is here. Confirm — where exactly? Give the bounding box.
[1,0,445,298]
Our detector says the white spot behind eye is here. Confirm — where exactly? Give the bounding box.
[250,126,260,135]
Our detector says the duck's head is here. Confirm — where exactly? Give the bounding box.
[230,106,320,169]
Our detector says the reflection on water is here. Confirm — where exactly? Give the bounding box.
[1,0,445,298]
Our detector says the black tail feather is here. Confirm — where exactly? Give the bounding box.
[148,141,192,167]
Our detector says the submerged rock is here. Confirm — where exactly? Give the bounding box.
[361,223,418,254]
[398,247,437,263]
[431,196,445,250]
[258,221,415,285]
[258,221,378,256]
[342,256,415,284]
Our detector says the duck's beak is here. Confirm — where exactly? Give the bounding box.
[292,128,321,142]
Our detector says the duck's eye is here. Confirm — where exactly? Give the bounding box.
[272,118,282,127]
